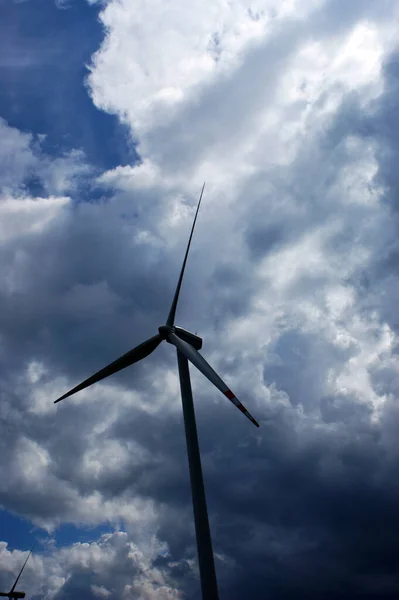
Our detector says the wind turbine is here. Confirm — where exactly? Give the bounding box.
[54,183,259,599]
[0,545,34,599]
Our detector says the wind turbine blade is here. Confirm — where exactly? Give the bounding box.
[54,334,162,404]
[9,545,34,594]
[166,183,205,327]
[169,333,259,427]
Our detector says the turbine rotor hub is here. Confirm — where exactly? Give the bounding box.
[158,325,174,340]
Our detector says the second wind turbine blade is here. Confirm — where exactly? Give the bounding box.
[168,333,259,427]
[54,334,162,404]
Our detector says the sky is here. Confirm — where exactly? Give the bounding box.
[1,0,399,598]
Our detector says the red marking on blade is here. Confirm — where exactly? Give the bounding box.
[224,390,235,400]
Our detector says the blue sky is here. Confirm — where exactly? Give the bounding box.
[1,0,399,598]
[1,0,134,172]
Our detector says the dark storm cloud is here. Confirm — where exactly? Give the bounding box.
[322,51,399,336]
[263,329,355,409]
[208,55,399,599]
[0,191,177,383]
[244,223,285,261]
[134,44,399,598]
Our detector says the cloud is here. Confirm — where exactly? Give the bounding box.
[0,118,39,190]
[0,533,183,599]
[1,0,399,598]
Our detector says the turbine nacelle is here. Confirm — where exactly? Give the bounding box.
[174,326,203,351]
[159,325,202,350]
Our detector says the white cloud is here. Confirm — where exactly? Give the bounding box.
[89,0,321,136]
[0,118,39,190]
[0,533,183,599]
[0,196,69,246]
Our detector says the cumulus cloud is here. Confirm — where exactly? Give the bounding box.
[0,119,92,196]
[1,0,399,598]
[0,533,183,599]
